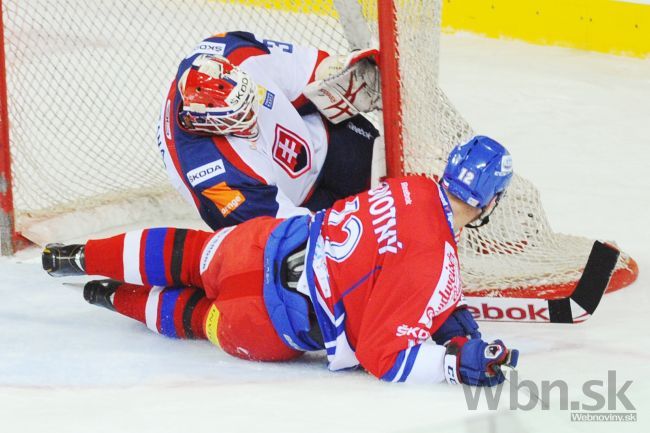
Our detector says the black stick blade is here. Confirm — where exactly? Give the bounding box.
[572,241,620,312]
[548,297,573,323]
[550,241,620,323]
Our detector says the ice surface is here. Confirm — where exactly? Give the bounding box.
[1,34,649,433]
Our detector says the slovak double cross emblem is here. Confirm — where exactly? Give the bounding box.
[272,124,312,178]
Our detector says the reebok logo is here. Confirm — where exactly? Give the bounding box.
[347,122,373,140]
[400,181,412,205]
[466,301,550,322]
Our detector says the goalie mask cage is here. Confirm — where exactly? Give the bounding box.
[0,0,638,297]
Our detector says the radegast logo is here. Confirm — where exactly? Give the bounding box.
[462,370,637,423]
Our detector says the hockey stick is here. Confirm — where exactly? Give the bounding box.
[333,0,374,50]
[61,282,85,289]
[58,241,618,324]
[464,241,620,324]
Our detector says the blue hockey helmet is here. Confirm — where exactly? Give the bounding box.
[442,136,513,209]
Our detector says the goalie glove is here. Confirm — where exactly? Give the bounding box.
[444,337,519,387]
[304,48,381,124]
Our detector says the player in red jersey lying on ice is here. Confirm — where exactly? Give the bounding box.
[43,136,517,387]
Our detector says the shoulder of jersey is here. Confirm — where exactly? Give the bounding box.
[192,31,271,66]
[389,175,448,224]
[386,175,439,202]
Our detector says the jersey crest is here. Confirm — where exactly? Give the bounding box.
[272,124,312,178]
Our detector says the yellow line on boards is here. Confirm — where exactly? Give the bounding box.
[441,0,650,58]
[208,0,338,17]
[208,0,650,57]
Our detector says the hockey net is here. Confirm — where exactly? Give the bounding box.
[372,0,637,297]
[0,0,637,297]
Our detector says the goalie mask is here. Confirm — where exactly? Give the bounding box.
[442,136,513,227]
[177,54,259,139]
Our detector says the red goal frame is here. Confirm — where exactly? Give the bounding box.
[0,0,408,256]
[375,0,637,297]
[377,0,404,178]
[0,2,17,256]
[0,0,639,297]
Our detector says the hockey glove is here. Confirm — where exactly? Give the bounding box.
[431,306,481,345]
[444,337,519,387]
[304,48,381,124]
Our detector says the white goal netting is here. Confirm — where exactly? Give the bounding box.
[0,0,636,294]
[385,1,635,295]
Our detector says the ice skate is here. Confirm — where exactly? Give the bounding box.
[83,279,120,311]
[42,243,86,277]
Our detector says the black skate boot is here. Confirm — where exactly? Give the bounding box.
[83,279,120,311]
[42,243,86,277]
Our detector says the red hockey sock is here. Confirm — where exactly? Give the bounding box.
[85,228,211,288]
[112,283,211,339]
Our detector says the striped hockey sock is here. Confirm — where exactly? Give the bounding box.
[84,228,212,288]
[98,282,211,339]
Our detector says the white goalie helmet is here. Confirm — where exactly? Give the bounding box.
[177,54,259,139]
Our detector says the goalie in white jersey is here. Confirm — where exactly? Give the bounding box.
[157,31,381,230]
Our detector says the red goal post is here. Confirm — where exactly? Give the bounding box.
[377,0,402,177]
[0,2,15,255]
[375,0,637,298]
[0,0,638,297]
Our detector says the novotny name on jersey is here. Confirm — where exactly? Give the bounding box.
[368,182,403,255]
[187,159,226,187]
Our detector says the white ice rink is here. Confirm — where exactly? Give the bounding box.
[1,33,649,432]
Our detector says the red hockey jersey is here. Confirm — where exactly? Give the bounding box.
[302,176,462,382]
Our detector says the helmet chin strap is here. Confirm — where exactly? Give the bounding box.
[465,191,505,230]
[465,213,491,229]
